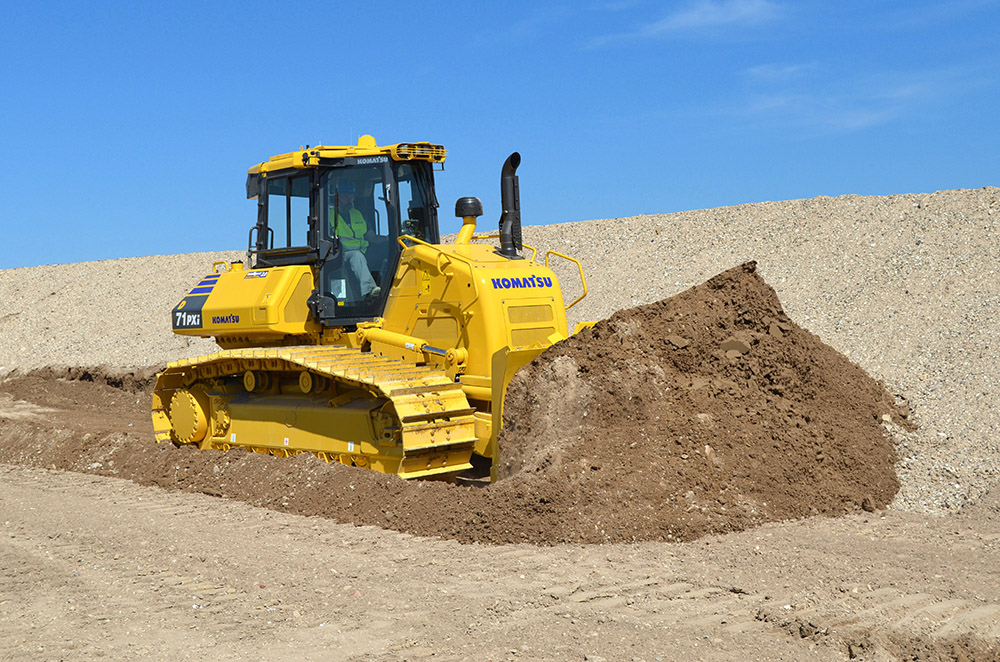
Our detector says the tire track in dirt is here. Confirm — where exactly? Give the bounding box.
[0,465,394,661]
[2,434,1000,658]
[5,462,1000,660]
[758,584,1000,657]
[0,469,272,660]
[0,464,872,660]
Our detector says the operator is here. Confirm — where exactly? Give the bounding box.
[331,181,379,299]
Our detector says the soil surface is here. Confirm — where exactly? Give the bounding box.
[2,462,999,662]
[3,189,1000,660]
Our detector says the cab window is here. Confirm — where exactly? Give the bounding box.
[395,163,436,243]
[265,175,310,248]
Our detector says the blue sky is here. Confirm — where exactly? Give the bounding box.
[1,0,998,269]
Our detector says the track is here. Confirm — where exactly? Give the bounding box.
[153,345,478,478]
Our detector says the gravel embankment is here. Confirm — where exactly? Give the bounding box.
[1,187,997,515]
[0,251,242,371]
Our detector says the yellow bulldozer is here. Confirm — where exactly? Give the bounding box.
[152,135,589,481]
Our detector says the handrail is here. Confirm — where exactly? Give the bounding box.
[397,234,456,274]
[544,250,588,311]
[397,235,481,315]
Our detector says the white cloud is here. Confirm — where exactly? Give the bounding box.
[505,6,574,40]
[591,0,782,46]
[643,0,780,34]
[734,69,962,133]
[882,0,1000,29]
[745,63,816,82]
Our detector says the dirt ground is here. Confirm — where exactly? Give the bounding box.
[3,457,1000,661]
[2,266,1000,660]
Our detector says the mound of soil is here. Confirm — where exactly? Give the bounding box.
[0,263,909,544]
[496,261,908,541]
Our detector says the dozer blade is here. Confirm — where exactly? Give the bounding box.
[152,346,477,479]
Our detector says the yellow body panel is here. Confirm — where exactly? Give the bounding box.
[171,262,320,346]
[377,240,568,400]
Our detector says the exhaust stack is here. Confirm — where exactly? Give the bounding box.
[498,152,522,258]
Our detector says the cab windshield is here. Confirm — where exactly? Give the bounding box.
[318,160,438,319]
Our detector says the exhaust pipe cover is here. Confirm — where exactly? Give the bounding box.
[498,152,522,258]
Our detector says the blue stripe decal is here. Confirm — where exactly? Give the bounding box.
[190,286,215,294]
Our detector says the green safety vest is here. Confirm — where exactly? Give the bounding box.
[331,207,368,252]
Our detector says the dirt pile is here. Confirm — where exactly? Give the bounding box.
[497,261,909,541]
[0,263,909,544]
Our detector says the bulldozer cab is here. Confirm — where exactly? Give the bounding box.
[247,153,441,326]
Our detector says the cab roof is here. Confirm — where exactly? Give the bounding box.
[248,135,446,175]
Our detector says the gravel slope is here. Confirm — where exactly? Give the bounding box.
[1,187,997,515]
